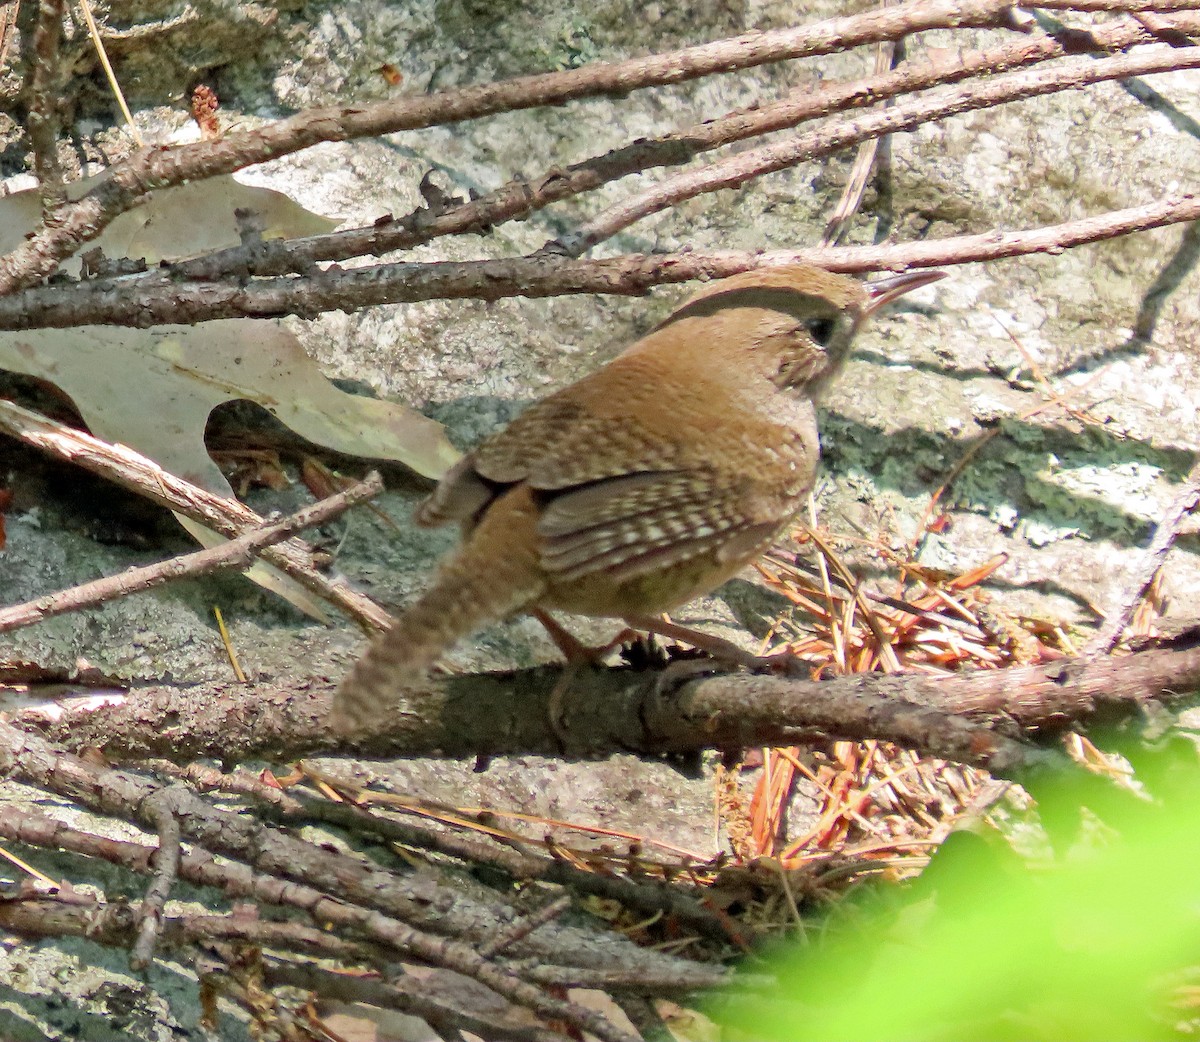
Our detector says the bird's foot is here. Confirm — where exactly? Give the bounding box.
[532,608,636,666]
[622,614,807,677]
[534,610,639,745]
[546,660,581,747]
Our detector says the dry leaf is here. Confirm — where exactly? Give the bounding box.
[0,174,460,618]
[0,320,457,492]
[0,174,337,266]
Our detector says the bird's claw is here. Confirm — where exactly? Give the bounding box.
[649,656,723,698]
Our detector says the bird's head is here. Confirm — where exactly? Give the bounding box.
[658,264,946,400]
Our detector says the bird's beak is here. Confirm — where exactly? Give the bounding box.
[863,269,947,318]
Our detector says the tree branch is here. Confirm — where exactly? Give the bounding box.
[562,44,1200,252]
[0,0,1031,293]
[165,12,1188,283]
[0,399,392,632]
[0,472,383,634]
[21,636,1200,774]
[0,719,642,1042]
[0,190,1194,328]
[1086,462,1200,655]
[19,0,68,215]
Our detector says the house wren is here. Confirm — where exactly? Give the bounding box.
[330,264,943,733]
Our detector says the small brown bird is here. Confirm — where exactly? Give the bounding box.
[330,264,943,732]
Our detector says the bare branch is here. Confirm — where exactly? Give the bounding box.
[0,892,604,1042]
[260,958,588,1042]
[0,399,393,632]
[130,788,182,970]
[1086,463,1200,655]
[230,768,739,943]
[1036,0,1200,8]
[21,638,1200,773]
[0,720,641,1042]
[19,0,68,214]
[0,0,1031,293]
[479,895,575,958]
[0,191,1194,328]
[169,13,1186,283]
[0,472,384,634]
[564,44,1200,252]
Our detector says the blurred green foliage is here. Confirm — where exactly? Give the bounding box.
[714,738,1200,1041]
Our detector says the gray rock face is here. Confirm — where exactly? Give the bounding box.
[1,2,1198,1034]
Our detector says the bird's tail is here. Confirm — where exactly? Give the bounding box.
[329,489,546,733]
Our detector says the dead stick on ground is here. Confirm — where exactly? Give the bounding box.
[1086,462,1200,655]
[0,399,392,633]
[130,787,183,970]
[0,720,640,1042]
[478,895,575,958]
[0,471,384,634]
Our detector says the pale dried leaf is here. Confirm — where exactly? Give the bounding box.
[0,321,458,492]
[0,173,459,618]
[0,174,339,266]
[0,174,458,487]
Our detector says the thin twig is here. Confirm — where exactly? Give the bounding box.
[165,12,1184,284]
[0,0,1031,294]
[479,895,575,958]
[0,722,641,1042]
[261,958,578,1042]
[0,399,392,632]
[564,44,1200,252]
[1,189,1194,329]
[1086,462,1200,655]
[0,855,613,1042]
[130,788,182,969]
[0,472,383,633]
[0,838,59,888]
[20,0,68,215]
[0,749,731,948]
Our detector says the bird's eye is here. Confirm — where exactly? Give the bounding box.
[805,317,837,346]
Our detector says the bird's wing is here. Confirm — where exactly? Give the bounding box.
[415,396,648,528]
[534,468,801,584]
[470,395,685,490]
[429,375,818,580]
[418,389,675,528]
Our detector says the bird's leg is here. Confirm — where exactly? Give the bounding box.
[622,613,808,678]
[532,609,638,744]
[531,608,636,665]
